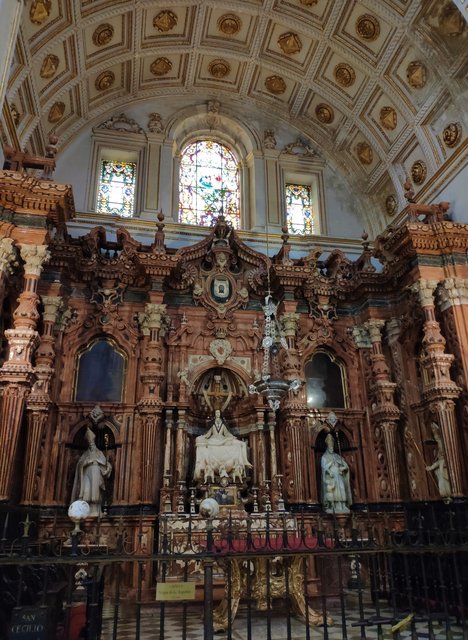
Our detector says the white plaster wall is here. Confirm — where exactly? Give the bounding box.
[429,166,468,224]
[323,167,365,239]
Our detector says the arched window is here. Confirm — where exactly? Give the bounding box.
[305,351,347,408]
[74,338,126,402]
[179,140,240,228]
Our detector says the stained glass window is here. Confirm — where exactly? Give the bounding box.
[285,183,315,235]
[97,160,136,217]
[179,140,240,228]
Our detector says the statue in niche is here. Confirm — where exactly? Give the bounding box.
[71,427,112,517]
[426,422,451,499]
[321,433,352,513]
[194,410,252,484]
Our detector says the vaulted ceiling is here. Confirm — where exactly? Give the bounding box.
[2,0,467,231]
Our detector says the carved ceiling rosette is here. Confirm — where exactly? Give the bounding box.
[30,0,51,25]
[334,63,356,88]
[278,32,302,55]
[48,102,65,124]
[356,142,373,165]
[355,14,380,41]
[217,14,242,35]
[92,24,114,47]
[385,195,397,216]
[411,160,427,185]
[95,71,115,91]
[208,59,231,79]
[315,103,334,124]
[380,106,397,130]
[442,122,462,147]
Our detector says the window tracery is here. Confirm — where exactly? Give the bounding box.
[285,183,315,235]
[179,140,240,228]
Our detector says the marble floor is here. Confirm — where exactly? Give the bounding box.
[101,600,466,639]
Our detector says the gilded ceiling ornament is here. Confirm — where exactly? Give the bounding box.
[92,24,115,47]
[442,122,462,148]
[30,0,51,25]
[438,3,465,37]
[208,59,231,79]
[265,75,287,95]
[356,142,373,165]
[150,57,172,76]
[217,14,242,36]
[334,63,356,88]
[278,32,302,55]
[385,195,397,216]
[48,102,65,124]
[10,104,20,126]
[95,71,115,91]
[356,14,380,41]
[40,54,59,80]
[406,61,427,89]
[300,0,318,5]
[153,10,178,33]
[411,160,427,185]
[380,106,397,130]
[315,103,334,124]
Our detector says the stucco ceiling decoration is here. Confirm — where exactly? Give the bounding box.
[443,123,462,148]
[411,161,427,185]
[385,195,397,216]
[355,14,380,42]
[92,24,114,47]
[40,54,59,80]
[2,0,466,237]
[30,0,51,25]
[153,10,178,33]
[356,142,373,165]
[278,32,302,55]
[334,63,356,88]
[95,71,115,92]
[217,14,242,36]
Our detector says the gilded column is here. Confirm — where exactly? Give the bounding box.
[23,296,62,504]
[0,244,50,501]
[413,279,462,496]
[364,319,401,501]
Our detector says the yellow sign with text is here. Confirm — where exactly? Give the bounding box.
[156,582,196,601]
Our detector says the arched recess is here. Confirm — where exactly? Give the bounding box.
[304,349,349,410]
[74,336,127,403]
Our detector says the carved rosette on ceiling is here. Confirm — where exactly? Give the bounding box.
[95,71,115,91]
[406,61,427,89]
[40,54,59,80]
[208,59,231,79]
[380,106,397,130]
[150,57,172,76]
[437,3,465,37]
[356,14,380,41]
[443,122,462,147]
[30,0,51,25]
[315,103,334,124]
[92,24,115,47]
[300,0,318,5]
[48,102,65,124]
[217,14,242,35]
[356,142,373,165]
[265,75,286,95]
[278,32,302,55]
[153,10,178,32]
[385,195,397,216]
[411,160,427,185]
[334,63,356,87]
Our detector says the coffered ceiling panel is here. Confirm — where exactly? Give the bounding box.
[88,61,132,107]
[83,13,133,68]
[259,22,317,72]
[23,0,73,55]
[34,36,78,107]
[273,0,333,31]
[194,55,245,91]
[139,54,189,90]
[41,85,82,139]
[141,7,196,49]
[201,8,259,54]
[315,49,368,104]
[249,66,299,106]
[302,92,346,139]
[361,89,407,149]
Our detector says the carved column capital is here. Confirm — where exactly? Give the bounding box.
[386,318,401,345]
[352,326,371,349]
[280,313,300,338]
[41,296,63,323]
[138,303,168,336]
[411,279,438,307]
[364,319,385,343]
[0,237,18,274]
[19,245,50,277]
[437,278,468,311]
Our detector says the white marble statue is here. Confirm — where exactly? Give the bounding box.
[321,433,352,514]
[426,422,451,499]
[71,427,112,517]
[194,410,252,483]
